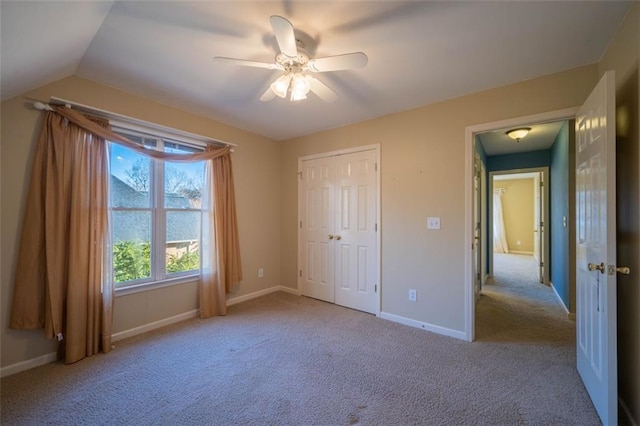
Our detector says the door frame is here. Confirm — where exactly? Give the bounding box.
[488,167,550,285]
[297,143,382,316]
[464,107,578,341]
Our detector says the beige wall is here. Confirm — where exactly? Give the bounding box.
[281,64,599,332]
[599,2,640,423]
[2,9,636,419]
[1,76,282,368]
[494,179,535,253]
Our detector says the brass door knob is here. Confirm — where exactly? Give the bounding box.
[616,266,631,275]
[328,234,334,240]
[588,262,605,274]
[335,235,342,240]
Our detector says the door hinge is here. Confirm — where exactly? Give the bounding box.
[375,284,377,293]
[540,262,544,267]
[300,221,302,228]
[298,171,302,180]
[375,162,378,172]
[476,273,481,281]
[375,223,378,232]
[299,270,302,278]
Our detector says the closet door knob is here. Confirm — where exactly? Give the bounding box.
[335,235,342,241]
[328,234,334,240]
[588,262,605,274]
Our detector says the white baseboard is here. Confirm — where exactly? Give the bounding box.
[227,285,300,306]
[0,352,57,378]
[549,281,574,320]
[3,285,302,378]
[380,311,467,340]
[111,309,199,343]
[508,250,534,255]
[115,285,302,340]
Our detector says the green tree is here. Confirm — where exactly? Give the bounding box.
[113,240,150,283]
[113,240,200,284]
[166,250,200,273]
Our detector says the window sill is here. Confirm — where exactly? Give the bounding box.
[115,274,199,297]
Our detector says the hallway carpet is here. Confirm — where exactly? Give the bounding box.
[2,266,599,425]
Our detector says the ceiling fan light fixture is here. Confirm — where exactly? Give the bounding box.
[506,127,531,142]
[290,73,311,101]
[214,15,367,103]
[270,74,292,98]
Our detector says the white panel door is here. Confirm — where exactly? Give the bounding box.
[299,156,335,303]
[334,150,378,314]
[576,71,617,426]
[299,148,379,314]
[473,152,482,301]
[533,173,543,283]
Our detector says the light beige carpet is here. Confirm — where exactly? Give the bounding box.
[1,260,600,425]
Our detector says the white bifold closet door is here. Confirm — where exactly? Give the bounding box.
[299,148,378,314]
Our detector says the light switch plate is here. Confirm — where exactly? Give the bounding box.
[427,217,441,230]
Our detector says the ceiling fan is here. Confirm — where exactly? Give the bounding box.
[213,15,368,102]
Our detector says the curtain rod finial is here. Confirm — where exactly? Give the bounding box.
[33,101,53,111]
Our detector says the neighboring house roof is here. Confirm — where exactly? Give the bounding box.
[110,175,199,244]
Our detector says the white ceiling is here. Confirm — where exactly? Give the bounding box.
[0,1,632,141]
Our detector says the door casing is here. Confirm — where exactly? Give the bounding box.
[488,168,549,286]
[464,107,579,341]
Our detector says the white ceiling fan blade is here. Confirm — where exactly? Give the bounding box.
[307,76,337,102]
[307,52,368,72]
[260,87,276,102]
[213,57,283,70]
[270,15,297,59]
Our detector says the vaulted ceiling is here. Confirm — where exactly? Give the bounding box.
[0,1,632,141]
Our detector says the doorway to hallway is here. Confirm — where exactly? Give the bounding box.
[491,170,547,285]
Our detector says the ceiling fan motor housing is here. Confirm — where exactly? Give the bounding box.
[276,49,310,72]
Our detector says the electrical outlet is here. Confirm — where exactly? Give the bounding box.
[258,268,264,278]
[409,289,417,302]
[427,217,441,230]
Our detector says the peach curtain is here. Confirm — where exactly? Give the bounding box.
[10,106,243,362]
[10,111,111,363]
[199,147,243,318]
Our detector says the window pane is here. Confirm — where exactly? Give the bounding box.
[166,211,201,274]
[164,140,201,153]
[165,161,204,208]
[110,144,151,208]
[112,211,151,285]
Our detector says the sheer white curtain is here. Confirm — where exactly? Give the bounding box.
[493,190,509,253]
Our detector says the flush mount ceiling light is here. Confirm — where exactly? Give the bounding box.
[506,127,531,142]
[213,15,368,102]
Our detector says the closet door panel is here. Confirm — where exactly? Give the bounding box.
[300,157,335,302]
[334,150,378,314]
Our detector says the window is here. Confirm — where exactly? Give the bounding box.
[109,130,205,289]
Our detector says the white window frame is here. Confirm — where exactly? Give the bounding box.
[110,126,207,296]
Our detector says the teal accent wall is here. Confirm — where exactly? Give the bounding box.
[550,122,571,309]
[487,149,551,171]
